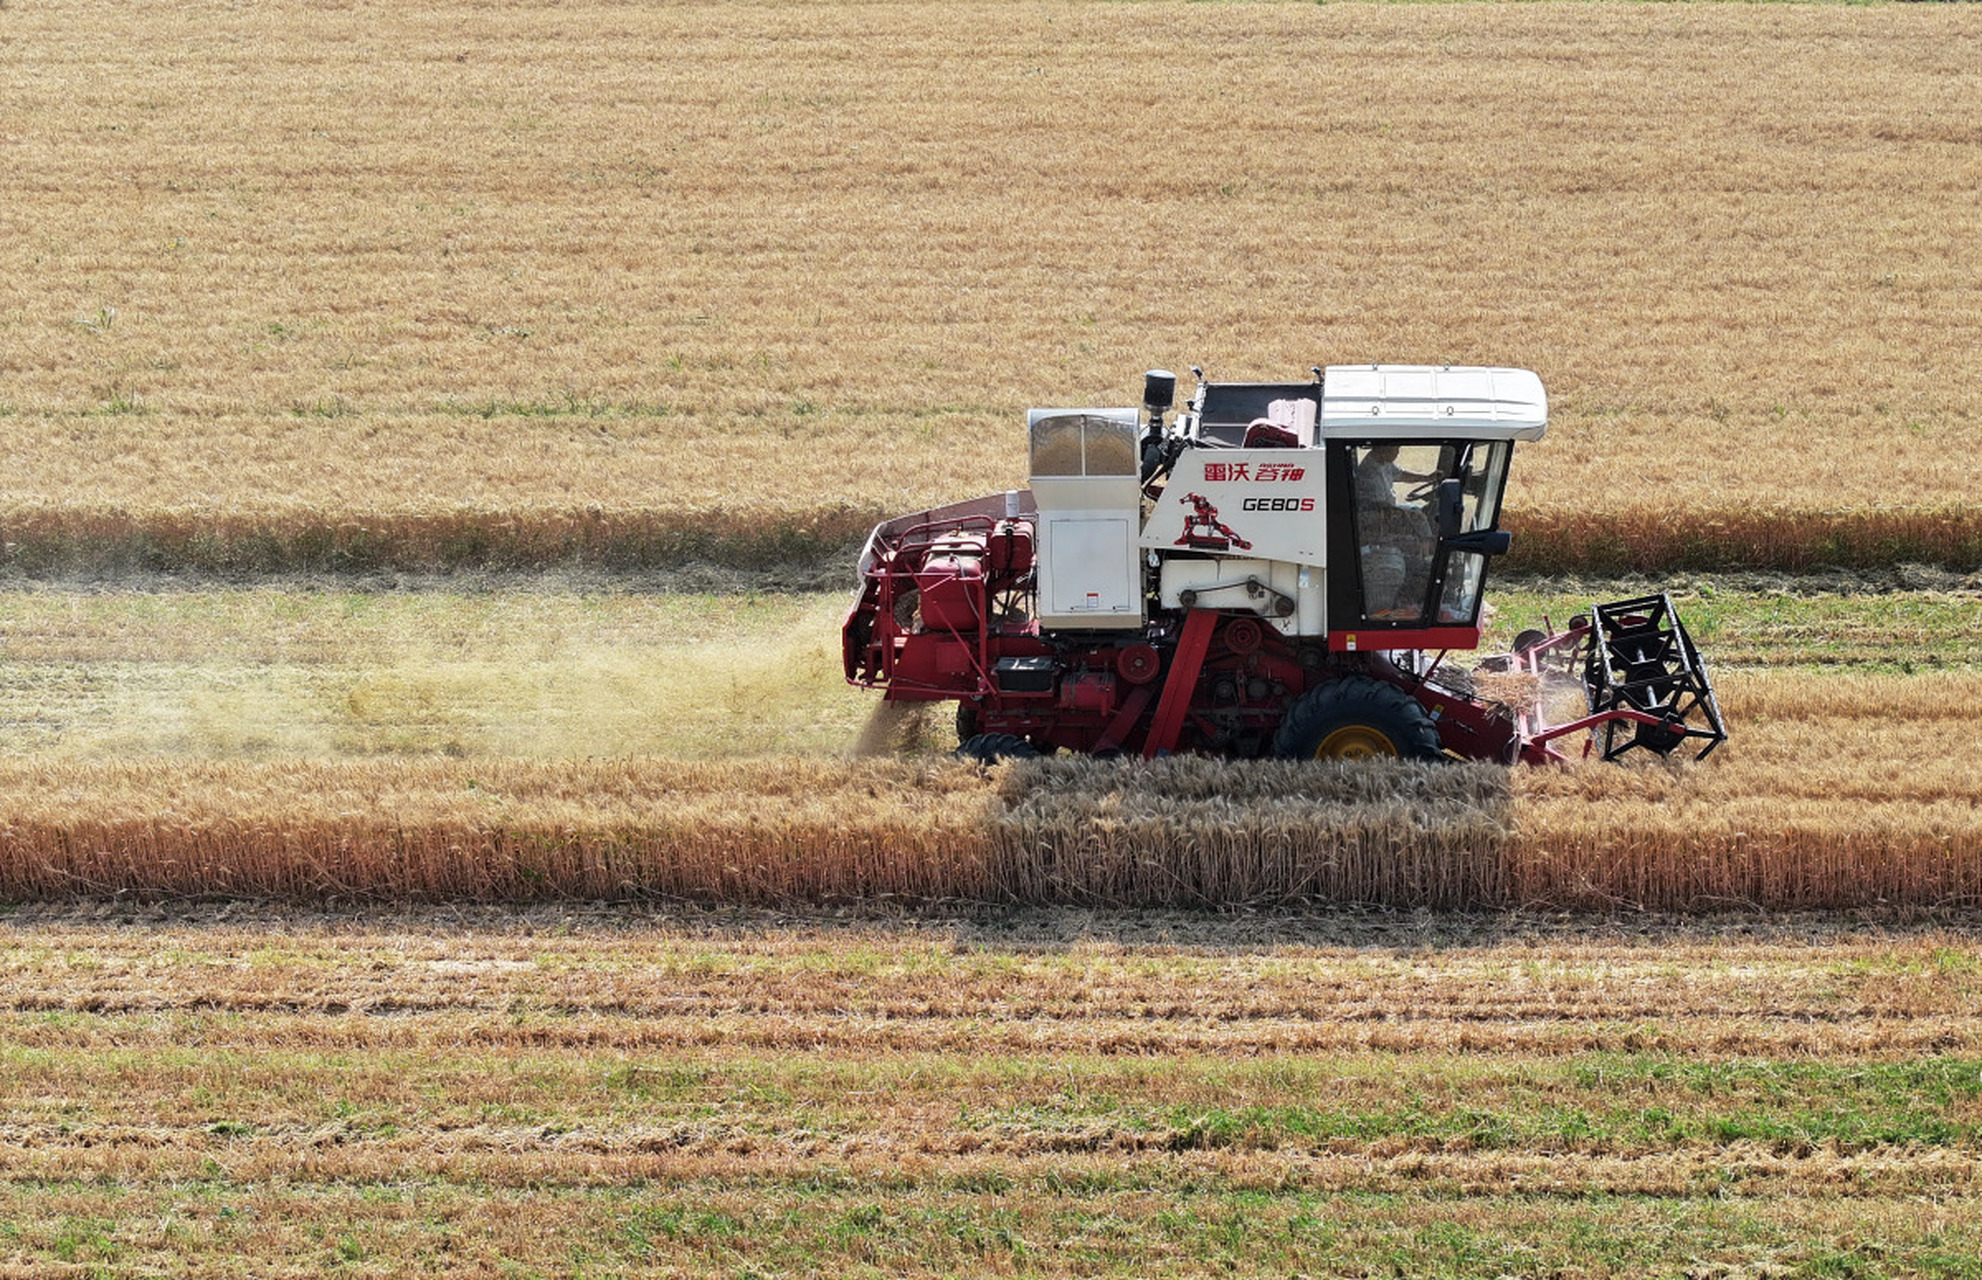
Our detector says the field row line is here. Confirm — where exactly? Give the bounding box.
[0,749,1974,912]
[2,504,1981,578]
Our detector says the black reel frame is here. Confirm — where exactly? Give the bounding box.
[1579,594,1728,761]
[1502,592,1728,765]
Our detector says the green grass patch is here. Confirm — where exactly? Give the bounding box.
[1487,577,1982,672]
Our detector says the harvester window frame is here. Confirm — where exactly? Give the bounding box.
[1453,440,1510,540]
[1433,440,1511,625]
[1330,439,1513,633]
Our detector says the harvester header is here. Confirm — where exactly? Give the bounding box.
[844,365,1725,765]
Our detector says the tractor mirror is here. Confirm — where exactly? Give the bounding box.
[1436,478,1465,539]
[1447,527,1513,557]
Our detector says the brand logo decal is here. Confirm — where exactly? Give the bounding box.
[1174,494,1253,552]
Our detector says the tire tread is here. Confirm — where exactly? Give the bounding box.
[1271,675,1443,761]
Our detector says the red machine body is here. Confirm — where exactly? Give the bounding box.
[843,368,1726,765]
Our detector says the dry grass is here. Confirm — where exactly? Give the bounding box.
[0,587,873,759]
[1,2,1978,573]
[0,670,1975,910]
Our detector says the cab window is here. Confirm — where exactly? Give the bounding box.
[1350,444,1444,623]
[1345,440,1511,629]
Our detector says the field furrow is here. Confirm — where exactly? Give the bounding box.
[0,910,1978,1274]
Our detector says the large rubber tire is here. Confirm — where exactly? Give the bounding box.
[1272,675,1444,762]
[955,733,1040,764]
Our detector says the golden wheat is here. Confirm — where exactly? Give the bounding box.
[0,757,990,902]
[0,669,1973,908]
[0,2,1977,574]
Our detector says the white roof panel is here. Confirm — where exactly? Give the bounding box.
[1320,365,1547,441]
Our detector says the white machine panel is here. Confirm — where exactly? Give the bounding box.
[1157,556,1330,636]
[1038,513,1142,629]
[1139,449,1329,565]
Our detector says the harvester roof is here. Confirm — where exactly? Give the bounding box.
[1320,365,1547,442]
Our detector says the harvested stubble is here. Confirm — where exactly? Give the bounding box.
[2,672,1980,910]
[3,912,1979,1274]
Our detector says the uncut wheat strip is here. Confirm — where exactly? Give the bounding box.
[1511,704,1982,909]
[0,814,996,904]
[1514,743,1979,810]
[1499,667,1982,910]
[0,505,891,576]
[1514,671,1982,806]
[4,496,1979,579]
[0,704,1973,908]
[0,757,1001,902]
[1004,755,1514,806]
[1503,506,1982,575]
[1508,828,1982,913]
[987,758,1511,907]
[0,756,994,822]
[1510,788,1982,911]
[0,754,1591,908]
[1716,671,1982,723]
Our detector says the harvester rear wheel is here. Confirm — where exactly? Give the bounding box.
[955,733,1040,764]
[1272,676,1442,762]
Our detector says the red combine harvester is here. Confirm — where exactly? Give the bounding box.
[844,366,1725,765]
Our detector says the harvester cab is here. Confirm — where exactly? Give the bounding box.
[843,364,1726,766]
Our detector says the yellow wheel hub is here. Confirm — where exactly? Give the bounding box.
[1313,725,1399,760]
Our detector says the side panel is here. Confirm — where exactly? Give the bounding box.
[1037,512,1142,629]
[1033,466,1144,631]
[1139,449,1328,565]
[1155,557,1326,637]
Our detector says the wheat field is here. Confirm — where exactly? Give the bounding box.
[0,906,1978,1274]
[3,5,1978,1270]
[7,5,1982,1275]
[0,666,1972,911]
[2,1,1979,574]
[0,579,1969,910]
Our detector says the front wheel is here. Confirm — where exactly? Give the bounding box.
[1272,676,1443,762]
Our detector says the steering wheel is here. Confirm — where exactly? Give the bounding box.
[1404,478,1439,503]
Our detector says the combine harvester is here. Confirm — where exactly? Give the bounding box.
[844,366,1725,765]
